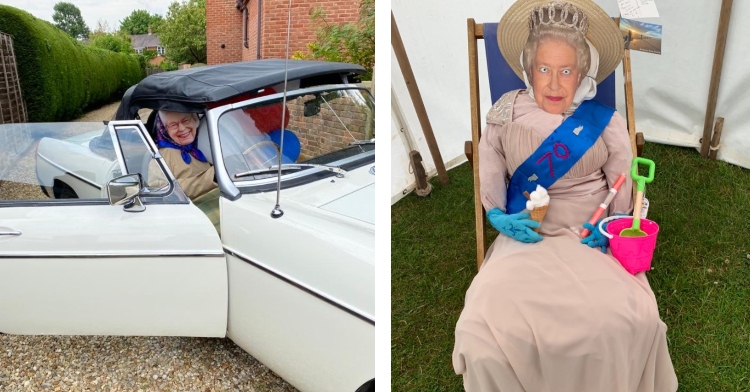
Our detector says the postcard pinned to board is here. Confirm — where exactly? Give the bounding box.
[620,18,662,55]
[617,0,660,18]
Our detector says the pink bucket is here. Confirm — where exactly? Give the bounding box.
[598,216,660,275]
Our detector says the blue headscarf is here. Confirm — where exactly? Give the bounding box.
[155,112,208,164]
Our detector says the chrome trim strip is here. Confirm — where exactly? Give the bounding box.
[206,109,241,201]
[0,200,110,208]
[106,123,129,178]
[0,252,225,259]
[222,84,370,114]
[0,230,22,236]
[0,197,188,208]
[36,152,103,190]
[223,246,375,326]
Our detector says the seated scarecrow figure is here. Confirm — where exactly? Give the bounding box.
[451,1,678,391]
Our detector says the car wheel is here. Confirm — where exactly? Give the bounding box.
[53,180,79,199]
[355,378,374,392]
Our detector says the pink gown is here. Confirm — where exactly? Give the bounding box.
[452,90,678,392]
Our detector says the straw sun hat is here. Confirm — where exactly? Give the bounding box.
[497,0,624,84]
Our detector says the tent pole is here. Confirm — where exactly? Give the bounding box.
[391,11,450,186]
[701,0,733,158]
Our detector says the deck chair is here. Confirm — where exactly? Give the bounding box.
[466,18,645,270]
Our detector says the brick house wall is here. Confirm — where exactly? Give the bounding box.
[207,0,360,65]
[207,0,245,65]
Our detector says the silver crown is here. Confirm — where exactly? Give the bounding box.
[529,1,589,35]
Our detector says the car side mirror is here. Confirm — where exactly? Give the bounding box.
[107,173,146,212]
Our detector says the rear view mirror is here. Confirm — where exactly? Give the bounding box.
[303,98,321,117]
[107,173,145,212]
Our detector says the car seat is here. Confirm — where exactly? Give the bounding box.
[145,110,159,142]
[196,116,213,164]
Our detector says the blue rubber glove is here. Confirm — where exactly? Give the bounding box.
[486,207,543,243]
[580,220,609,253]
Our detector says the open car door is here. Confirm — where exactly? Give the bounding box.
[0,121,227,336]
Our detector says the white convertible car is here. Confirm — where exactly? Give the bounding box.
[0,60,374,392]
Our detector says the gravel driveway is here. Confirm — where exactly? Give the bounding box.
[0,101,297,392]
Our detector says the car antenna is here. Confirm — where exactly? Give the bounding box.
[270,0,293,219]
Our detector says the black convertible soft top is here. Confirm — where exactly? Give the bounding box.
[115,59,364,120]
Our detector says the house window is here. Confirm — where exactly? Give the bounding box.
[157,46,165,56]
[136,48,143,55]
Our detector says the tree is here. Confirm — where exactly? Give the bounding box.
[142,49,158,63]
[293,0,374,80]
[159,0,206,64]
[119,9,164,35]
[91,19,114,37]
[52,2,90,39]
[90,34,133,53]
[88,19,132,54]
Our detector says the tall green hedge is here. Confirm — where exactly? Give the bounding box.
[0,6,144,122]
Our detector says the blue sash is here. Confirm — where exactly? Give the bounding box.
[506,100,615,214]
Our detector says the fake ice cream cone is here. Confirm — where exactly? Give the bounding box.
[529,205,549,232]
[525,185,550,233]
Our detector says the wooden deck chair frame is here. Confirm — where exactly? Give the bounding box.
[466,18,645,271]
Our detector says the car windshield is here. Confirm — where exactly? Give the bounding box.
[217,86,375,181]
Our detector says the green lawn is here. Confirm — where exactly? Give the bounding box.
[391,143,750,391]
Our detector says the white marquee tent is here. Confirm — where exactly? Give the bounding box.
[391,0,750,204]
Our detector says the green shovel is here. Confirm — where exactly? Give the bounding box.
[620,157,656,237]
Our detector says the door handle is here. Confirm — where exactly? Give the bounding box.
[0,230,22,236]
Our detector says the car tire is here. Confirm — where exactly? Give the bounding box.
[355,378,374,392]
[53,180,78,199]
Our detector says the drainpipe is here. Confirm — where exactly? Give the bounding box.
[256,0,262,59]
[243,7,249,48]
[236,0,251,51]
